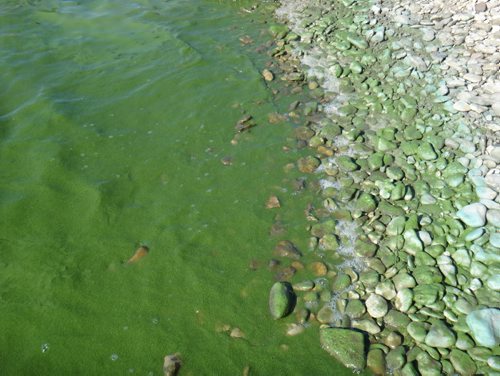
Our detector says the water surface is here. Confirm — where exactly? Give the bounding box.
[0,1,355,374]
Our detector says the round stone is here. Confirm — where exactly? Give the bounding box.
[466,308,500,347]
[424,320,456,348]
[487,209,500,228]
[366,293,388,318]
[457,203,487,227]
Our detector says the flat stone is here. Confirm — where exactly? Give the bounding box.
[395,288,413,312]
[466,308,500,347]
[450,349,477,376]
[490,233,500,248]
[457,203,487,227]
[453,100,471,112]
[425,320,456,348]
[407,321,428,342]
[417,142,438,160]
[487,209,500,227]
[367,348,386,375]
[319,327,367,370]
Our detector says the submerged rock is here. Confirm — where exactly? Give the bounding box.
[269,281,296,319]
[319,327,367,370]
[163,354,181,376]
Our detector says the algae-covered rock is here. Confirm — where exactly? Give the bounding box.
[424,320,456,348]
[355,192,377,212]
[366,293,388,318]
[319,327,367,370]
[449,349,477,376]
[367,348,386,375]
[269,282,296,319]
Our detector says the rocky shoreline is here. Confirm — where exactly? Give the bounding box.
[266,0,499,374]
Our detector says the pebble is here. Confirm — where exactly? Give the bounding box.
[262,69,274,81]
[365,293,388,318]
[456,203,487,227]
[424,320,456,348]
[449,349,477,376]
[486,209,500,227]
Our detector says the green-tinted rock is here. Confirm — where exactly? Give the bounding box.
[384,310,411,332]
[386,346,406,370]
[367,348,386,375]
[450,349,477,376]
[356,193,377,212]
[395,288,413,312]
[378,201,405,216]
[336,156,359,172]
[387,216,406,236]
[355,239,378,257]
[416,351,441,376]
[407,321,428,342]
[345,299,366,319]
[297,156,321,173]
[359,269,380,289]
[400,362,419,376]
[319,328,367,370]
[332,273,351,292]
[417,142,438,160]
[425,320,456,348]
[393,272,416,290]
[403,230,423,255]
[269,282,296,319]
[368,152,384,170]
[413,266,442,284]
[456,332,475,350]
[320,234,339,251]
[413,284,444,306]
[317,305,336,324]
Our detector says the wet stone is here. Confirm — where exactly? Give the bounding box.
[424,320,456,348]
[351,318,381,334]
[319,327,367,370]
[355,192,377,213]
[297,156,321,173]
[274,240,302,260]
[269,282,296,319]
[395,288,413,312]
[407,321,428,343]
[336,156,359,172]
[366,293,388,318]
[416,351,441,376]
[317,305,336,324]
[367,348,386,375]
[332,273,351,292]
[450,349,477,376]
[386,346,406,370]
[345,299,366,319]
[417,142,438,160]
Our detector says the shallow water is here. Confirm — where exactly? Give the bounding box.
[0,0,358,374]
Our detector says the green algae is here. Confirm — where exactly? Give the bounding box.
[0,1,355,374]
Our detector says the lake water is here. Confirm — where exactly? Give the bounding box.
[0,0,357,374]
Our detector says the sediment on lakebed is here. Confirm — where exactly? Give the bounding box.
[266,0,500,374]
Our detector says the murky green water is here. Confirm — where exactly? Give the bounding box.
[0,0,356,374]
